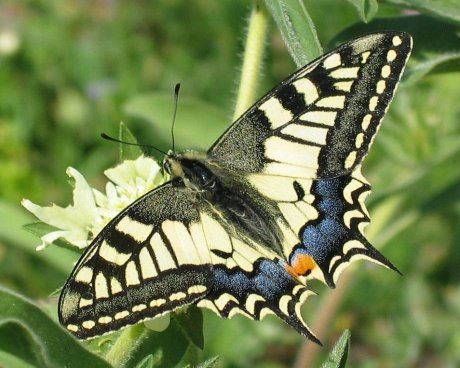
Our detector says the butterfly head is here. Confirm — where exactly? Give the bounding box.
[163,150,216,192]
[163,150,185,178]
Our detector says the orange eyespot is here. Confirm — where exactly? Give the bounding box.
[286,254,317,278]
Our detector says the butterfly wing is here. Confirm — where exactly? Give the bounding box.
[209,32,412,179]
[59,181,214,339]
[208,32,412,287]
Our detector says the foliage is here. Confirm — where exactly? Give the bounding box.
[0,0,459,367]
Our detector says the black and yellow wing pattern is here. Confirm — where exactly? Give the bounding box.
[59,32,412,342]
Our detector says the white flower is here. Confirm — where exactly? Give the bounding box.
[22,155,163,251]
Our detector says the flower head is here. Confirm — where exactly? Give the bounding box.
[22,155,163,251]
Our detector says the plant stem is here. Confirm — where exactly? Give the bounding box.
[105,324,145,367]
[232,0,269,121]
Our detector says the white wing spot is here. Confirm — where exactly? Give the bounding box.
[323,53,341,69]
[189,222,212,264]
[315,95,346,109]
[82,320,95,330]
[116,216,153,243]
[249,173,307,202]
[376,80,386,94]
[369,96,378,111]
[139,246,158,279]
[202,213,233,254]
[330,67,360,79]
[295,200,319,221]
[95,272,109,299]
[345,151,357,169]
[265,136,321,168]
[361,51,371,63]
[150,232,176,271]
[344,210,365,228]
[79,298,93,308]
[245,294,265,315]
[343,179,362,204]
[259,97,293,129]
[279,202,307,233]
[387,49,397,62]
[362,114,372,130]
[67,324,78,332]
[150,298,166,307]
[264,162,314,178]
[132,304,147,312]
[99,241,131,266]
[162,220,200,265]
[98,316,113,324]
[125,260,140,286]
[381,65,391,78]
[115,311,129,320]
[355,132,365,149]
[334,81,353,92]
[282,124,329,145]
[343,239,367,254]
[75,266,93,284]
[292,78,319,105]
[215,293,238,311]
[279,294,292,316]
[392,36,402,46]
[188,285,207,294]
[110,277,123,294]
[300,111,337,126]
[170,291,187,301]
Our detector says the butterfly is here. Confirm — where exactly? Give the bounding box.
[59,32,412,342]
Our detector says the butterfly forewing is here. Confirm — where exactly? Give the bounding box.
[209,32,412,179]
[59,183,214,339]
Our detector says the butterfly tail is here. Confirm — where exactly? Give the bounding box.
[290,169,399,288]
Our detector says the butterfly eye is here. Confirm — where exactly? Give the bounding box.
[163,160,172,175]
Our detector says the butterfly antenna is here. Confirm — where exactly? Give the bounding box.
[100,133,168,156]
[171,83,181,152]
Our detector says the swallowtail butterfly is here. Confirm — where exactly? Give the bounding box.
[59,32,412,342]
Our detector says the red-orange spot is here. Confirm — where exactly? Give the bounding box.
[286,254,317,278]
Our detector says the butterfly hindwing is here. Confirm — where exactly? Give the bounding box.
[59,182,214,339]
[209,32,412,179]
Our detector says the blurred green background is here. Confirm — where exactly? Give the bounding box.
[1,1,460,367]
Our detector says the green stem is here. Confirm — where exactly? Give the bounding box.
[232,1,269,121]
[105,324,145,367]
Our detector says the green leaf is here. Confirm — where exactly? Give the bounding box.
[174,306,204,350]
[123,318,190,368]
[332,15,460,84]
[0,286,110,368]
[383,0,460,24]
[133,353,162,368]
[119,121,143,161]
[197,356,220,368]
[321,330,350,368]
[345,0,378,23]
[123,93,228,151]
[264,0,322,66]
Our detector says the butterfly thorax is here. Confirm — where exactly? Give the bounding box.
[163,150,285,255]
